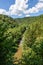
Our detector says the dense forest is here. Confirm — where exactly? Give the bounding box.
[0,14,43,65]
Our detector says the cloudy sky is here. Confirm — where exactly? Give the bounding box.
[0,0,43,18]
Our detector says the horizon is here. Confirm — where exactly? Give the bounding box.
[0,0,43,18]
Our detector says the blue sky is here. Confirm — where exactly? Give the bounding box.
[0,0,15,11]
[0,0,43,18]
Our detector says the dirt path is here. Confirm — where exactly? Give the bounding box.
[13,40,23,64]
[14,43,23,60]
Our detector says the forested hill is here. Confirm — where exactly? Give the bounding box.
[0,14,43,65]
[0,14,43,23]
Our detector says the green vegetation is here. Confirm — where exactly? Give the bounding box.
[0,14,43,65]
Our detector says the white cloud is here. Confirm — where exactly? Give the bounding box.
[24,7,39,14]
[0,9,6,14]
[0,9,9,15]
[39,0,43,2]
[0,0,43,17]
[25,14,30,17]
[8,0,43,15]
[24,1,43,14]
[9,0,28,15]
[36,2,43,9]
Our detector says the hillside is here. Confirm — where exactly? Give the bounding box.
[0,14,43,65]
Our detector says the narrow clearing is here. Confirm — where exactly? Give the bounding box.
[13,40,23,64]
[14,43,22,60]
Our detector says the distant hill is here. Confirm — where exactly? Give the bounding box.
[0,14,43,23]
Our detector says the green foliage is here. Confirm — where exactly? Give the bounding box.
[0,15,26,65]
[21,21,43,65]
[0,14,43,65]
[21,48,42,65]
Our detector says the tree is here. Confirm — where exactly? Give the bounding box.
[20,21,43,65]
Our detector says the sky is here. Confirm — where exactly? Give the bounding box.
[0,0,43,18]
